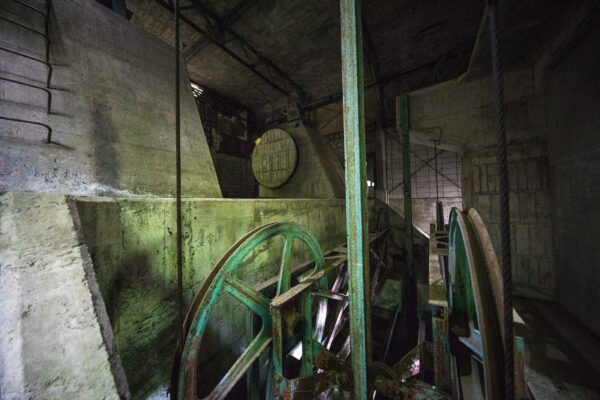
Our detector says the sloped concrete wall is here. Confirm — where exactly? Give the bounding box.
[0,193,128,399]
[75,197,346,398]
[0,0,221,197]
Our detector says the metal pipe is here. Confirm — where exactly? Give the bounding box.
[488,1,514,398]
[340,0,371,398]
[174,0,184,349]
[0,115,52,143]
[1,77,51,113]
[155,0,289,97]
[399,94,413,273]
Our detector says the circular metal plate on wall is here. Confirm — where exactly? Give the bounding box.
[251,128,298,188]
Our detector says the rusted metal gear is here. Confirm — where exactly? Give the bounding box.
[447,208,505,399]
[170,222,330,400]
[447,208,527,399]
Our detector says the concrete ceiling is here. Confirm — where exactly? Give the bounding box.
[125,0,576,121]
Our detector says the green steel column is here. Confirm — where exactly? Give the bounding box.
[399,94,413,272]
[340,0,372,398]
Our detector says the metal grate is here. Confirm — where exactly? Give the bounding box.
[386,138,461,199]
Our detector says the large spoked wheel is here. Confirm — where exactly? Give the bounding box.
[171,222,329,400]
[447,208,505,400]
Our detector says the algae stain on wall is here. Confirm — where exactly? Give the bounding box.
[75,198,346,399]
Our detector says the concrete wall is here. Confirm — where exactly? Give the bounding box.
[259,124,345,199]
[407,67,546,154]
[404,65,555,298]
[0,193,127,399]
[544,21,600,336]
[75,197,347,398]
[461,142,553,297]
[0,0,221,197]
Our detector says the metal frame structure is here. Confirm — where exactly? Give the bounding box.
[170,0,520,398]
[159,0,304,100]
[170,220,402,399]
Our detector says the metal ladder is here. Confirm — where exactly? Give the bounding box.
[0,0,53,142]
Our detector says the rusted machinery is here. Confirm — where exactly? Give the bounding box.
[169,205,527,399]
[428,206,527,400]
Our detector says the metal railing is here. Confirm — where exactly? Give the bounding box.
[0,77,52,113]
[0,115,52,143]
[0,46,53,87]
[0,0,53,143]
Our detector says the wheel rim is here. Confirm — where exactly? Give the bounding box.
[173,222,329,400]
[448,208,504,399]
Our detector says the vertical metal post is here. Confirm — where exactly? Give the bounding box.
[431,306,452,392]
[174,0,184,348]
[433,139,439,203]
[340,0,371,398]
[488,2,514,398]
[399,94,413,272]
[375,130,387,202]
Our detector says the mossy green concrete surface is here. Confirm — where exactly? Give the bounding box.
[75,197,346,399]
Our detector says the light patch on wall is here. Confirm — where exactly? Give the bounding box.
[191,82,204,97]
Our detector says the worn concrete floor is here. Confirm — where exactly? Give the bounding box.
[515,297,600,399]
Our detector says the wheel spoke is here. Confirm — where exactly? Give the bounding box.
[174,223,329,400]
[277,234,294,295]
[207,330,273,400]
[225,277,271,319]
[459,327,483,359]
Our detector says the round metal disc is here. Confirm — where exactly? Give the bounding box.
[251,129,298,188]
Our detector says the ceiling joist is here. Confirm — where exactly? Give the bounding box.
[157,0,305,102]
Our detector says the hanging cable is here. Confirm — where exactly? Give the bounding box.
[174,0,184,348]
[488,1,514,398]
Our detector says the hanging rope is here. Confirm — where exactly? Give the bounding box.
[488,1,514,398]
